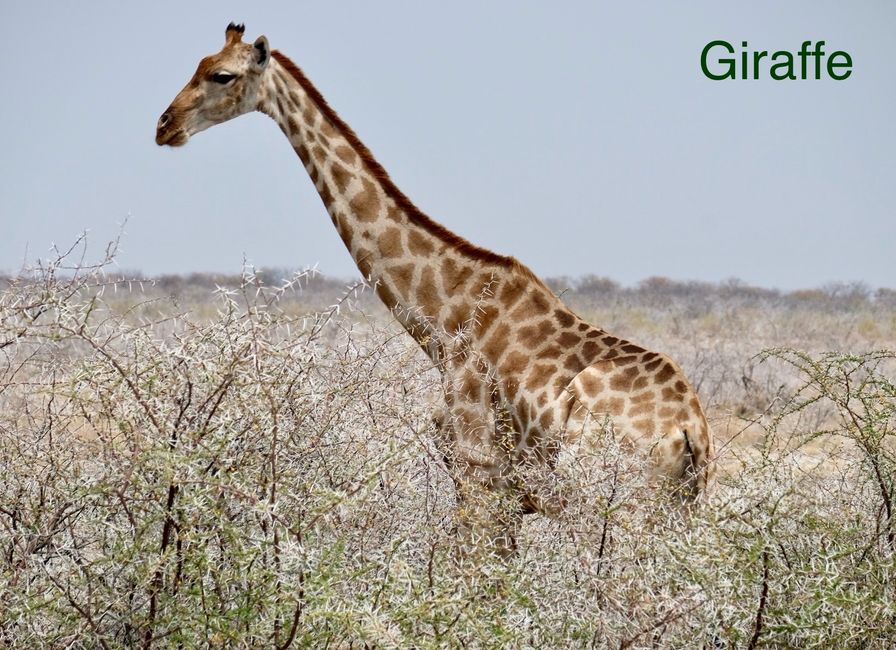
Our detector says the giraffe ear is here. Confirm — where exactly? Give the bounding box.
[252,36,270,68]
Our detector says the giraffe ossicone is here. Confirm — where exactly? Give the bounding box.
[157,24,716,556]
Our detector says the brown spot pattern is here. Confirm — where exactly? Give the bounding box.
[388,262,415,298]
[408,230,435,256]
[482,323,511,360]
[330,161,353,193]
[655,363,676,384]
[525,363,556,391]
[335,145,357,165]
[444,304,468,333]
[319,182,334,208]
[595,396,625,416]
[531,292,551,314]
[557,331,581,347]
[555,310,575,328]
[610,367,640,392]
[536,344,563,360]
[661,387,685,402]
[418,266,441,316]
[320,119,337,138]
[349,176,381,222]
[474,304,500,337]
[354,247,374,277]
[510,293,551,321]
[501,351,530,376]
[499,279,526,308]
[632,418,654,435]
[518,320,557,348]
[628,401,655,418]
[658,406,676,418]
[377,228,403,258]
[582,340,601,359]
[442,258,474,294]
[564,355,584,372]
[580,372,604,396]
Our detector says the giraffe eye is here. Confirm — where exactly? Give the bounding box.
[211,72,237,84]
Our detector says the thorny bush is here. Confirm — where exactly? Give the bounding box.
[0,246,894,648]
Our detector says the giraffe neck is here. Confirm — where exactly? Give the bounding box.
[256,51,513,346]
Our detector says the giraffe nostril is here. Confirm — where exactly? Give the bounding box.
[157,112,172,129]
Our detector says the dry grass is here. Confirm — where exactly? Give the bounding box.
[1,246,894,648]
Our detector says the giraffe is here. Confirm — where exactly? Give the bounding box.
[156,24,715,555]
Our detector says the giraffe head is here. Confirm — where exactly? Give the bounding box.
[156,23,269,147]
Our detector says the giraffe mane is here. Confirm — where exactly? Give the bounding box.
[270,50,545,284]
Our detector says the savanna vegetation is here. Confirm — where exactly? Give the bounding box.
[1,240,894,648]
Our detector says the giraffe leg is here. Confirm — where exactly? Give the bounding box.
[441,359,521,558]
[430,405,451,467]
[430,405,463,497]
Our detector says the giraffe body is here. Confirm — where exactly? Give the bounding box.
[157,24,715,554]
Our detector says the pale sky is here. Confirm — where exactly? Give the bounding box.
[2,2,893,289]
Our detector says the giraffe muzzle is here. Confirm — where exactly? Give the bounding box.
[156,111,188,147]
